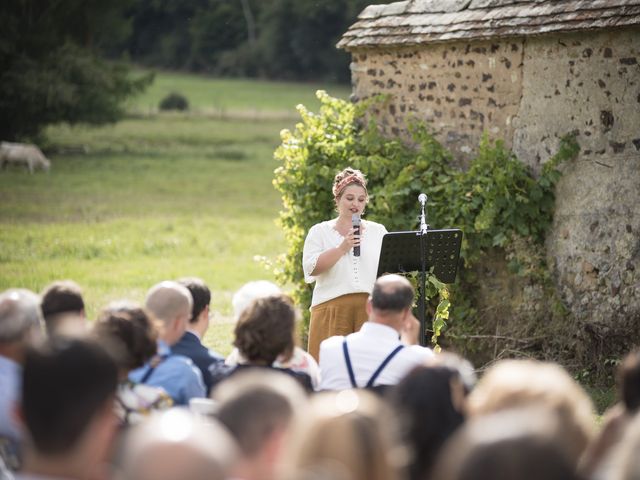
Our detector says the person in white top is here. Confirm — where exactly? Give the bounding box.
[319,274,433,391]
[302,167,387,361]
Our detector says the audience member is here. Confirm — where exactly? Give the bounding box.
[431,407,584,480]
[285,389,406,480]
[18,337,118,480]
[40,281,86,337]
[607,410,640,480]
[319,274,433,391]
[93,301,173,425]
[226,281,321,389]
[388,365,466,480]
[466,359,595,468]
[129,281,205,405]
[117,408,236,480]
[210,294,313,392]
[426,350,477,394]
[581,349,640,478]
[0,289,43,471]
[212,370,307,480]
[171,277,223,395]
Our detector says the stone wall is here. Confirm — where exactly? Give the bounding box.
[517,29,640,354]
[350,38,525,164]
[348,26,640,365]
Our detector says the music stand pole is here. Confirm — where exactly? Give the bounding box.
[418,195,429,346]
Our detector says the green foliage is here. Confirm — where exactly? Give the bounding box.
[273,91,579,347]
[106,0,388,82]
[0,1,152,140]
[159,91,189,111]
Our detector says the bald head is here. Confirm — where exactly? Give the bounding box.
[0,288,43,344]
[371,274,415,313]
[120,409,237,480]
[145,281,193,325]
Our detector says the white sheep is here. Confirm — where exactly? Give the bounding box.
[0,142,51,173]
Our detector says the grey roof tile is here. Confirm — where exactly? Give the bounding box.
[338,0,640,49]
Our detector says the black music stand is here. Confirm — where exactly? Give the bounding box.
[376,229,463,346]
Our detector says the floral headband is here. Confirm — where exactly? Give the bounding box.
[333,174,367,198]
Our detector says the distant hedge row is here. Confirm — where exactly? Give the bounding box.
[104,0,388,83]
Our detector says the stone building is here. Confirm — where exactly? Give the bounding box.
[338,0,640,368]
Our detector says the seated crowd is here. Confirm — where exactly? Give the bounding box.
[1,275,640,480]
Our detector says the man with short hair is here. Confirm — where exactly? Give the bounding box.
[213,370,307,480]
[40,280,86,336]
[129,281,206,405]
[119,409,236,480]
[319,274,433,391]
[0,289,44,470]
[18,337,118,480]
[171,277,223,394]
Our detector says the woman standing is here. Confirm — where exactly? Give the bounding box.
[303,167,387,360]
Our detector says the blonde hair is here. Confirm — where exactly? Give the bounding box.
[466,359,595,466]
[332,167,368,200]
[285,390,405,480]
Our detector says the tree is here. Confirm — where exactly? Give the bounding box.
[0,0,152,140]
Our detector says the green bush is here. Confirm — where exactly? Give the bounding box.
[273,91,579,348]
[159,92,189,111]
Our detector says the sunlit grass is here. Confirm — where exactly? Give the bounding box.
[1,70,353,352]
[129,69,351,114]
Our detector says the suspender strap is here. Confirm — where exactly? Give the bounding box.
[342,338,405,388]
[365,345,404,388]
[342,339,358,388]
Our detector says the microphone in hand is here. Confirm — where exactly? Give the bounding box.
[352,213,361,257]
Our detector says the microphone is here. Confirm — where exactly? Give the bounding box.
[418,193,427,206]
[352,213,361,257]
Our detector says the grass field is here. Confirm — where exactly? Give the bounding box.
[129,69,351,115]
[0,71,349,355]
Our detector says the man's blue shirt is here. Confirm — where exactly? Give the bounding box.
[128,340,205,406]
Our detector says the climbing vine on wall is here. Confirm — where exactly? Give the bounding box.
[273,91,579,348]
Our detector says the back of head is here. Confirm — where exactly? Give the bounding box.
[213,370,307,459]
[120,408,236,480]
[233,294,296,365]
[371,274,414,314]
[145,281,193,325]
[94,302,159,373]
[466,359,595,466]
[232,280,282,321]
[433,408,582,480]
[22,337,118,455]
[0,288,43,344]
[40,280,86,336]
[388,365,466,480]
[177,277,211,324]
[288,390,403,480]
[609,411,640,480]
[619,350,640,412]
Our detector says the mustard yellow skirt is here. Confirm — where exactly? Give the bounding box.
[307,292,369,362]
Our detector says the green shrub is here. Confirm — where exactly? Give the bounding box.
[273,91,579,348]
[159,92,189,111]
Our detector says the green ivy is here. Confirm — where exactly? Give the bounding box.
[273,91,579,349]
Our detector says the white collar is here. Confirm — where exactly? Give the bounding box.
[359,321,400,340]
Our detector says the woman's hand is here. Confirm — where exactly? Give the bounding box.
[339,227,361,254]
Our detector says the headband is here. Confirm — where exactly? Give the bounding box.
[333,174,367,198]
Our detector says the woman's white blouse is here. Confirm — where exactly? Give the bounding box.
[302,219,388,308]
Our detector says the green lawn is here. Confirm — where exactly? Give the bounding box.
[0,72,348,355]
[129,69,351,115]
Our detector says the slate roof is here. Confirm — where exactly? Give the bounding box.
[337,0,640,49]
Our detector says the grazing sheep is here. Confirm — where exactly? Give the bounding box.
[0,142,51,173]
